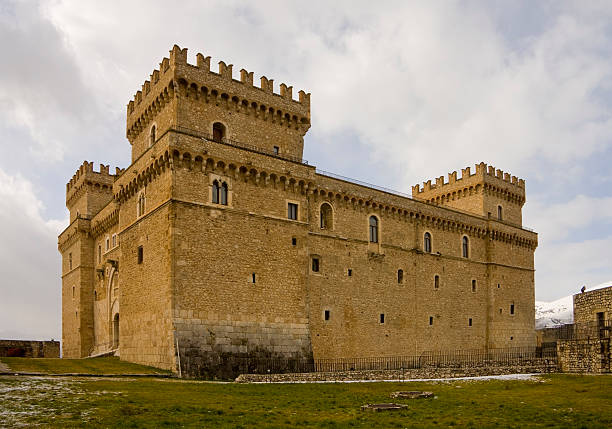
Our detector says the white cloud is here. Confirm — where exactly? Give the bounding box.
[0,168,66,340]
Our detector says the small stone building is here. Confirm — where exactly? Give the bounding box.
[58,45,538,376]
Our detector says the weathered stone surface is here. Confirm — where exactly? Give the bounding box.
[59,44,538,377]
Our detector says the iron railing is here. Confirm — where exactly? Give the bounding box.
[233,346,557,375]
[539,320,611,342]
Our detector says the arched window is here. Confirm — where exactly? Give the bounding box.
[212,180,228,205]
[462,236,469,258]
[213,122,226,142]
[369,216,379,243]
[498,205,503,220]
[397,269,403,284]
[424,232,432,253]
[212,180,219,204]
[320,203,333,230]
[220,182,228,205]
[149,125,156,147]
[137,193,145,217]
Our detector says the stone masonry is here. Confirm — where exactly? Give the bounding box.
[58,45,538,376]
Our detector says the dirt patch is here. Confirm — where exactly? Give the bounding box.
[0,361,10,373]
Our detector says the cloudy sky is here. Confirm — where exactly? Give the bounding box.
[1,0,612,340]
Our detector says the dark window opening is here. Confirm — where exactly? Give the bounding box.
[288,203,298,220]
[469,318,473,326]
[72,286,75,298]
[498,205,503,220]
[213,122,226,142]
[324,310,330,321]
[69,253,72,270]
[472,279,477,292]
[434,275,440,289]
[212,180,228,205]
[497,283,501,289]
[380,314,385,324]
[273,146,279,155]
[462,236,469,258]
[424,232,432,253]
[150,125,156,147]
[311,257,320,273]
[510,304,515,315]
[94,291,97,300]
[292,237,297,246]
[429,316,434,326]
[510,336,514,340]
[397,269,403,284]
[369,216,379,243]
[98,245,101,263]
[320,203,333,230]
[348,269,352,277]
[252,273,256,283]
[137,246,143,264]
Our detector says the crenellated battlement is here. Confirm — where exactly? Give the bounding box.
[412,162,525,196]
[66,161,124,206]
[126,45,311,144]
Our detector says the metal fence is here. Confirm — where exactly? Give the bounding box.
[234,346,557,375]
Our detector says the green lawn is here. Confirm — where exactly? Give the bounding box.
[0,356,171,375]
[0,374,610,428]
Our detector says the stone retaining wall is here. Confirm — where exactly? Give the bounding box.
[0,340,60,358]
[235,361,558,383]
[557,339,610,373]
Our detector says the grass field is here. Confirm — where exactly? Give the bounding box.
[0,356,171,375]
[0,373,610,428]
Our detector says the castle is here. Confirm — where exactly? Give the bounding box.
[58,45,538,375]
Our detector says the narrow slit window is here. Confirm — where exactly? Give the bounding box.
[137,246,143,264]
[469,318,473,327]
[98,245,101,263]
[429,316,434,326]
[220,182,228,205]
[348,269,352,277]
[150,125,156,147]
[380,314,385,324]
[252,273,256,283]
[69,253,72,270]
[498,205,503,220]
[292,237,297,246]
[397,269,403,284]
[324,310,330,321]
[510,304,515,315]
[434,275,440,289]
[212,180,219,204]
[472,279,477,292]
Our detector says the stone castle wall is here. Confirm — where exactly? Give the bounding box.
[574,286,612,324]
[0,340,60,358]
[59,45,537,376]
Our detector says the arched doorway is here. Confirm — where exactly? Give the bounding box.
[113,313,119,349]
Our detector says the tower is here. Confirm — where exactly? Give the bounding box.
[60,161,119,357]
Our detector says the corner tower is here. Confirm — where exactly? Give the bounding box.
[412,162,526,226]
[126,45,311,163]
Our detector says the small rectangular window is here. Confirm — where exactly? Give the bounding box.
[380,314,385,324]
[469,318,473,326]
[510,304,515,315]
[106,237,110,251]
[69,253,73,270]
[273,146,279,155]
[497,283,501,289]
[311,257,320,273]
[472,279,477,292]
[137,246,143,264]
[397,269,403,284]
[434,275,440,289]
[292,237,297,246]
[324,310,330,321]
[98,245,102,263]
[252,273,256,283]
[348,269,352,277]
[288,203,298,220]
[429,316,434,326]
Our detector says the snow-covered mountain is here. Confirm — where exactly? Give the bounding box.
[535,281,612,329]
